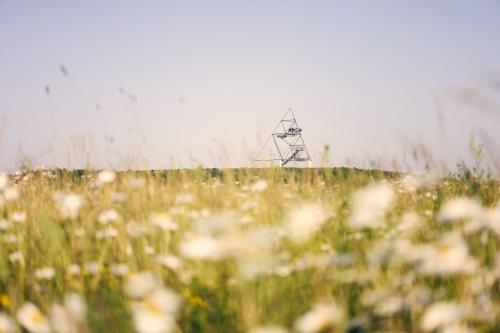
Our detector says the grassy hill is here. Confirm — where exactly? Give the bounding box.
[0,167,498,332]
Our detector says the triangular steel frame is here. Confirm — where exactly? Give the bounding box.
[255,107,312,166]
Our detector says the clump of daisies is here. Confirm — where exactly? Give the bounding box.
[123,271,182,333]
[50,293,88,333]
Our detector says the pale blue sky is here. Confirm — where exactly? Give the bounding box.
[1,1,499,170]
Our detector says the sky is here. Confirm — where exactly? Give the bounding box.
[1,1,500,171]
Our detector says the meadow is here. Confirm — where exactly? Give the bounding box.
[0,166,499,333]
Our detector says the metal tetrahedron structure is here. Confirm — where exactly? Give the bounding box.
[255,108,312,166]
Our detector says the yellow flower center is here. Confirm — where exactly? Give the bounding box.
[31,311,45,324]
[0,294,10,308]
[143,300,162,315]
[437,243,453,255]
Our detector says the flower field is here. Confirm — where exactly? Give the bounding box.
[0,167,499,333]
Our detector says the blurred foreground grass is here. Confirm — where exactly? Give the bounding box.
[0,167,499,333]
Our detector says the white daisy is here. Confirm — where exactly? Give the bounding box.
[374,296,405,316]
[3,187,19,202]
[0,173,8,190]
[420,301,463,331]
[155,255,184,271]
[285,202,329,242]
[17,303,51,333]
[8,251,23,263]
[50,293,86,333]
[0,219,11,231]
[400,174,424,192]
[179,235,228,261]
[249,180,268,193]
[418,234,477,276]
[438,197,485,223]
[67,264,81,276]
[294,302,344,333]
[130,288,181,333]
[84,262,101,275]
[98,209,120,224]
[249,326,288,333]
[3,234,17,243]
[123,271,160,299]
[145,245,155,256]
[10,211,26,224]
[0,312,16,333]
[34,267,55,280]
[96,227,118,240]
[110,263,130,277]
[397,211,423,232]
[97,170,116,185]
[54,193,84,220]
[348,183,395,229]
[127,222,150,238]
[149,213,178,231]
[63,293,86,322]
